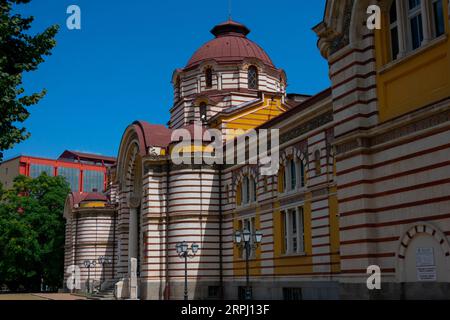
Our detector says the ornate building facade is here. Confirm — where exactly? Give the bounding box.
[64,0,450,299]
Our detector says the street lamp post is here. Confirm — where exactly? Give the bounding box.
[176,241,199,300]
[83,259,96,294]
[234,229,263,300]
[98,256,112,284]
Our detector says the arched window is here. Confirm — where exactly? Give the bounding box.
[238,175,257,206]
[205,68,213,88]
[289,159,296,191]
[199,102,207,122]
[248,66,258,90]
[243,176,250,204]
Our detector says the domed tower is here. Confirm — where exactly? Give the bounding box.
[170,20,288,129]
[105,20,295,300]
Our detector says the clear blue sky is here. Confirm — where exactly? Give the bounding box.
[4,0,329,160]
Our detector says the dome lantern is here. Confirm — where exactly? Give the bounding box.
[210,19,250,38]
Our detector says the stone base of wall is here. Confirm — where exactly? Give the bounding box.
[140,280,223,300]
[122,280,450,300]
[223,280,340,300]
[340,282,450,300]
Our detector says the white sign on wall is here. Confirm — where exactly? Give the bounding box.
[416,248,436,281]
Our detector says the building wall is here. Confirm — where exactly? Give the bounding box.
[63,207,117,292]
[65,1,450,299]
[0,157,20,189]
[375,0,450,122]
[219,94,340,299]
[0,155,108,192]
[315,0,450,299]
[170,61,285,129]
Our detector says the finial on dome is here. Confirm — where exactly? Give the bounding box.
[210,20,250,38]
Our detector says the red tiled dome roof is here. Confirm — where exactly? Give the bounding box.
[186,20,274,68]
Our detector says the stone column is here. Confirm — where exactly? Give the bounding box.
[217,73,222,91]
[128,207,138,265]
[129,258,138,299]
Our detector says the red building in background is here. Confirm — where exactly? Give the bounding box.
[0,150,116,192]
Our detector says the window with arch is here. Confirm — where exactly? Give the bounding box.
[238,175,257,206]
[244,176,250,204]
[289,159,296,191]
[248,65,258,90]
[279,156,306,193]
[388,0,446,61]
[199,102,207,122]
[205,67,213,88]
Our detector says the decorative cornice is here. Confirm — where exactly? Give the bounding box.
[280,111,333,144]
[336,104,450,155]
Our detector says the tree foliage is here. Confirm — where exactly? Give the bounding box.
[0,0,59,161]
[0,173,69,291]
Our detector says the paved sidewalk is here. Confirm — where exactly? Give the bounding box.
[0,293,87,300]
[32,293,88,300]
[0,294,47,300]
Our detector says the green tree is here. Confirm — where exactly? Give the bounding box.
[0,173,70,291]
[0,0,59,161]
[0,181,4,199]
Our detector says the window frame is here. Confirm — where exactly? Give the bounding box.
[239,175,257,207]
[247,66,259,90]
[205,67,213,89]
[83,169,104,193]
[29,164,53,179]
[58,166,80,192]
[199,102,207,122]
[280,157,307,194]
[387,0,447,62]
[281,207,305,256]
[389,1,400,60]
[407,0,424,51]
[289,159,297,191]
[431,0,445,37]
